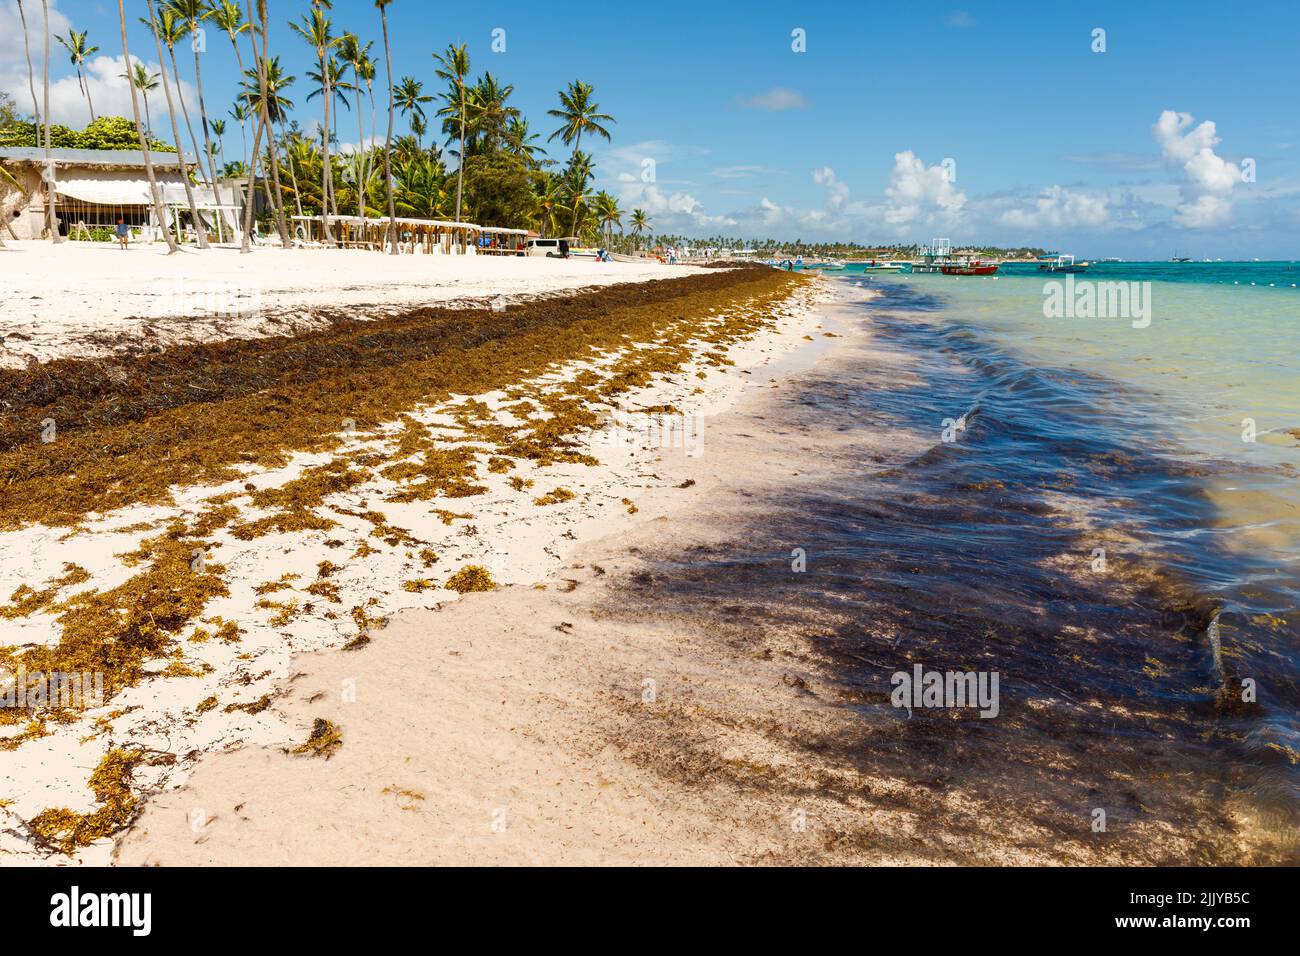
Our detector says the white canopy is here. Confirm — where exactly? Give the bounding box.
[54,167,188,206]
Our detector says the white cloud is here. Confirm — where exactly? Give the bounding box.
[1,0,197,134]
[884,150,966,226]
[734,88,808,111]
[1153,109,1244,228]
[812,165,848,208]
[998,185,1110,230]
[947,11,975,28]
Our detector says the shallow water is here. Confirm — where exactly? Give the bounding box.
[615,277,1299,861]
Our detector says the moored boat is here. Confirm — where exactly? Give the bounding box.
[940,260,999,276]
[1037,253,1090,273]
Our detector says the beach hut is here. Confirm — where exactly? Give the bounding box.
[0,146,232,241]
[289,215,482,254]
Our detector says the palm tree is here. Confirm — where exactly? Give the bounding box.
[629,208,649,245]
[505,116,544,164]
[124,63,161,137]
[230,100,249,170]
[547,81,614,235]
[533,173,568,239]
[210,0,267,248]
[563,149,595,238]
[143,0,208,247]
[432,43,469,222]
[116,0,178,253]
[15,1,40,131]
[467,72,518,154]
[337,32,373,219]
[593,191,622,246]
[375,0,398,253]
[290,3,337,242]
[210,117,226,170]
[393,76,431,148]
[246,0,290,245]
[358,51,377,213]
[56,29,100,123]
[168,0,221,236]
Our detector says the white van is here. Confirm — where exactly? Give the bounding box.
[525,237,576,258]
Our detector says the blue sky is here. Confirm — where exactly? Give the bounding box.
[5,0,1298,256]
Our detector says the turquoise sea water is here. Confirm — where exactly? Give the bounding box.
[842,266,1299,808]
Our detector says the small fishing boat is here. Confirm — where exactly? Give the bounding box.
[856,260,911,273]
[1037,254,1089,273]
[940,260,999,276]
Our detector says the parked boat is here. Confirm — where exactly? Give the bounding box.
[856,260,911,273]
[940,260,999,276]
[1037,254,1090,273]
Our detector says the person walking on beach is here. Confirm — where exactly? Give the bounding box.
[115,217,130,249]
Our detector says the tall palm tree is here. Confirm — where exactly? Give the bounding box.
[432,43,469,222]
[247,0,290,245]
[210,117,226,170]
[547,81,614,235]
[629,208,649,244]
[337,32,373,219]
[375,0,398,253]
[533,173,567,239]
[593,191,622,246]
[143,0,208,247]
[142,8,208,196]
[168,0,221,235]
[56,29,100,123]
[290,2,337,242]
[467,72,518,155]
[393,76,431,149]
[15,1,40,132]
[38,1,59,240]
[117,0,178,253]
[124,63,161,137]
[306,54,350,218]
[229,99,249,170]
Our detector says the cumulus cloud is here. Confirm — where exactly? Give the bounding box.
[812,165,848,208]
[1,0,196,133]
[998,185,1110,230]
[1153,109,1244,228]
[884,150,965,226]
[734,87,808,111]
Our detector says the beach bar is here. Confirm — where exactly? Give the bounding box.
[290,215,482,254]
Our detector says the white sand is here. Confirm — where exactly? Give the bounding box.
[0,240,700,368]
[0,263,836,864]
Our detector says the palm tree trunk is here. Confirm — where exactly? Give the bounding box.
[76,63,96,123]
[379,6,397,254]
[166,45,212,236]
[253,0,290,246]
[143,93,153,139]
[117,0,178,254]
[146,0,207,248]
[364,80,376,220]
[320,49,334,242]
[190,19,222,242]
[41,0,59,242]
[568,132,583,236]
[280,120,305,218]
[454,83,465,222]
[239,107,267,253]
[354,72,366,220]
[16,1,40,131]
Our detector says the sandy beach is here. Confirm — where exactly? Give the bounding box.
[0,241,702,369]
[0,249,836,863]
